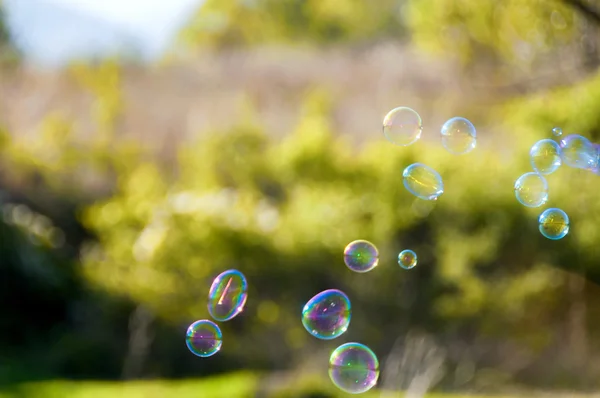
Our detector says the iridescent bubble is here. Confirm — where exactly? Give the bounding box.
[514,172,548,208]
[403,163,444,201]
[329,342,380,394]
[440,117,477,155]
[344,240,379,273]
[559,134,598,170]
[530,139,562,175]
[552,127,563,137]
[383,107,423,146]
[302,289,351,340]
[538,208,570,240]
[186,320,222,357]
[398,249,417,270]
[208,269,248,322]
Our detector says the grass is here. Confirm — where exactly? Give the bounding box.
[0,373,589,398]
[0,372,258,398]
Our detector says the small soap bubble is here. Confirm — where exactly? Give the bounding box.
[398,249,418,270]
[514,172,548,208]
[552,127,563,137]
[559,134,598,170]
[344,240,379,273]
[440,117,477,155]
[329,342,380,394]
[186,320,222,357]
[403,163,444,201]
[530,139,562,175]
[592,143,600,175]
[208,269,248,322]
[538,208,570,240]
[302,289,351,340]
[383,107,423,146]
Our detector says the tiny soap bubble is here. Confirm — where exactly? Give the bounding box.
[398,249,418,269]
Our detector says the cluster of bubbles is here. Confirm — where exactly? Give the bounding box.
[186,269,248,357]
[292,107,473,393]
[187,107,598,394]
[299,239,418,393]
[383,107,477,201]
[514,127,599,240]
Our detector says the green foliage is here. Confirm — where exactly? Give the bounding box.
[178,0,405,49]
[0,0,19,65]
[404,0,581,66]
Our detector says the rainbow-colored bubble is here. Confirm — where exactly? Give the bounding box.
[302,289,351,340]
[208,269,248,322]
[344,240,379,273]
[185,320,222,358]
[329,342,380,394]
[398,249,418,270]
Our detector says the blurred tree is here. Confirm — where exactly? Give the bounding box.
[403,0,600,90]
[0,0,19,64]
[178,0,405,50]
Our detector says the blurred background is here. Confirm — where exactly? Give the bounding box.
[1,0,600,397]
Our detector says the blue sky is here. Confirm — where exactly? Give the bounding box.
[4,0,201,66]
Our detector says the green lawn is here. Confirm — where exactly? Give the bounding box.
[0,373,579,398]
[0,372,257,398]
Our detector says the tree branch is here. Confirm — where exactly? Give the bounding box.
[563,0,600,25]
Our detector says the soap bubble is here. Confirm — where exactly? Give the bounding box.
[398,249,417,270]
[538,208,570,240]
[552,127,562,137]
[302,289,351,340]
[403,163,444,201]
[344,240,379,273]
[592,143,600,175]
[440,117,477,155]
[329,342,380,394]
[383,107,423,146]
[530,139,562,175]
[186,320,222,357]
[514,172,548,208]
[208,269,248,322]
[560,134,598,170]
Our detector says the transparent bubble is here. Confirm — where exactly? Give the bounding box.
[530,139,562,175]
[383,107,423,146]
[403,163,444,201]
[329,342,380,394]
[398,249,418,270]
[208,269,248,322]
[302,289,351,340]
[514,172,548,208]
[344,240,379,273]
[538,208,570,240]
[592,143,600,175]
[559,134,598,170]
[552,127,563,137]
[440,117,477,155]
[186,320,222,357]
